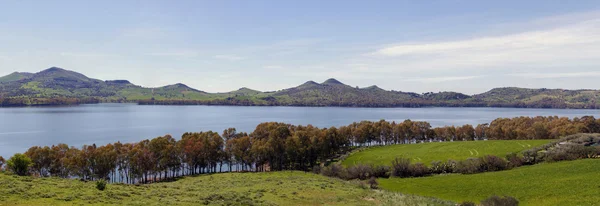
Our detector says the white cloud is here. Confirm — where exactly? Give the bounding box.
[213,54,245,61]
[509,71,600,79]
[374,20,599,57]
[263,65,284,69]
[368,15,600,71]
[120,27,168,40]
[146,51,198,57]
[59,52,111,58]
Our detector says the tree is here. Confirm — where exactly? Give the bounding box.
[475,124,488,140]
[25,146,51,177]
[7,153,33,176]
[0,156,5,170]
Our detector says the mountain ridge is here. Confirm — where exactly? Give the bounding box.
[0,67,598,109]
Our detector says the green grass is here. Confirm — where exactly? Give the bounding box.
[379,159,600,206]
[0,171,452,206]
[342,140,552,166]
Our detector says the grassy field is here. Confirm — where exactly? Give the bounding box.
[379,159,600,206]
[0,171,452,206]
[342,140,552,166]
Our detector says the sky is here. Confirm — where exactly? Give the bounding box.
[1,0,600,94]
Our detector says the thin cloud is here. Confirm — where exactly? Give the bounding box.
[374,20,598,57]
[402,75,484,83]
[263,65,284,69]
[509,71,600,79]
[146,51,198,57]
[213,55,245,61]
[120,27,168,40]
[367,14,600,72]
[59,52,111,58]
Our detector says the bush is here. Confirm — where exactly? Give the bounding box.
[505,153,523,169]
[521,149,542,165]
[96,179,107,191]
[430,161,444,174]
[480,155,508,172]
[431,160,455,174]
[6,153,33,176]
[455,158,482,174]
[320,164,346,179]
[371,165,391,178]
[367,177,378,189]
[312,165,321,174]
[545,144,597,162]
[459,201,476,206]
[408,163,430,177]
[481,195,519,206]
[347,164,372,180]
[391,158,411,177]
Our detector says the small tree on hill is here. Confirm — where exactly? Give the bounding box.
[0,156,5,171]
[7,153,33,176]
[367,177,378,189]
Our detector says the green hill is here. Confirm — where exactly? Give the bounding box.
[379,159,600,205]
[0,171,452,206]
[0,72,33,83]
[342,140,552,166]
[1,67,600,108]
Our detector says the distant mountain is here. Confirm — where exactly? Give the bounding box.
[0,72,33,83]
[0,67,599,108]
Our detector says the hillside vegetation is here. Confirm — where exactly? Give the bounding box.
[1,67,600,108]
[0,171,452,206]
[378,159,600,206]
[342,140,552,166]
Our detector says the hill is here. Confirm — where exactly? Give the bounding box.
[341,140,552,167]
[0,72,33,83]
[1,67,600,108]
[378,159,600,205]
[0,171,452,206]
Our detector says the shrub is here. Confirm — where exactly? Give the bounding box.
[367,177,378,189]
[481,195,519,206]
[6,153,33,176]
[371,165,391,178]
[431,160,455,174]
[455,158,482,174]
[320,164,346,179]
[505,153,523,169]
[545,144,596,162]
[445,159,457,173]
[312,165,321,174]
[347,164,372,180]
[96,179,107,191]
[479,155,508,172]
[430,161,444,174]
[408,163,430,177]
[521,149,542,165]
[459,201,476,206]
[391,158,411,177]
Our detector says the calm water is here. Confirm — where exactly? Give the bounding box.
[0,103,598,158]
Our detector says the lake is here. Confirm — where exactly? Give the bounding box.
[0,103,598,158]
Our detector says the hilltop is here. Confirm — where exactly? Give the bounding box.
[1,67,599,108]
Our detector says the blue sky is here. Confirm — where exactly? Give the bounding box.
[1,0,600,94]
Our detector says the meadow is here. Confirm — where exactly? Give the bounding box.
[379,159,600,205]
[342,140,552,166]
[0,171,452,206]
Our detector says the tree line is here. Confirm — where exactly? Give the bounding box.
[2,115,600,184]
